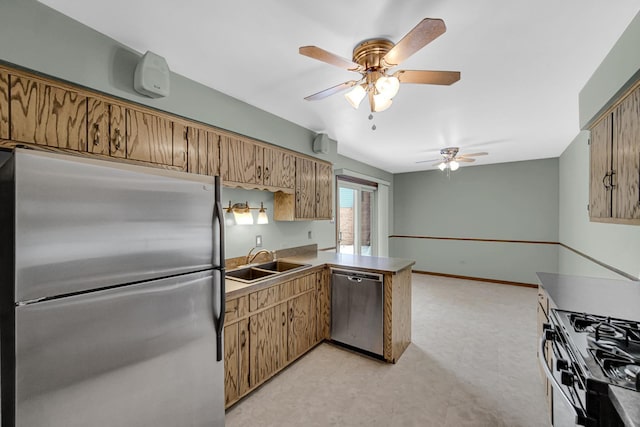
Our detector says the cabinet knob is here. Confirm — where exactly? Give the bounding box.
[265,167,270,180]
[93,123,100,146]
[257,165,262,180]
[289,307,293,322]
[282,311,286,326]
[240,330,246,347]
[114,128,122,149]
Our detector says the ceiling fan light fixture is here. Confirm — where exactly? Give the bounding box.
[344,84,366,109]
[373,93,393,112]
[438,162,447,171]
[375,75,400,98]
[449,160,460,171]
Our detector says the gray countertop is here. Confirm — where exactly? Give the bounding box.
[225,252,415,298]
[537,272,640,426]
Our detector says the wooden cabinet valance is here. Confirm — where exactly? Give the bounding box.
[589,81,640,224]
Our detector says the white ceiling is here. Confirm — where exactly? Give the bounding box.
[39,1,640,173]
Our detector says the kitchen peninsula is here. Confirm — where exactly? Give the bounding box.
[223,246,414,408]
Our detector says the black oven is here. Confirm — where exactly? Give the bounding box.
[540,309,637,427]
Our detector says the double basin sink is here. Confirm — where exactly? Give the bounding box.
[225,260,311,283]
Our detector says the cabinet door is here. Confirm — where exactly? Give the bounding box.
[86,98,110,155]
[197,128,208,175]
[172,123,188,171]
[0,70,8,140]
[288,290,317,361]
[224,319,249,407]
[186,127,198,173]
[109,104,126,158]
[222,135,257,184]
[316,162,333,219]
[126,109,172,165]
[255,145,264,184]
[316,270,331,342]
[249,303,287,386]
[264,148,295,189]
[207,130,220,176]
[614,86,640,220]
[296,157,316,219]
[589,114,613,219]
[10,76,87,150]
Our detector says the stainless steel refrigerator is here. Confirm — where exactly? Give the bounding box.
[0,149,226,427]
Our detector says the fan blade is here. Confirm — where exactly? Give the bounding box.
[382,18,446,67]
[299,46,363,71]
[459,152,488,157]
[456,158,475,163]
[304,81,358,101]
[394,70,460,85]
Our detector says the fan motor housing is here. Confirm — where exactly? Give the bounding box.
[352,39,394,70]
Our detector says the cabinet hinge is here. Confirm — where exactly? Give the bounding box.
[587,136,591,146]
[587,204,589,212]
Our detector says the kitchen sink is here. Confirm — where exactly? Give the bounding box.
[226,261,311,283]
[253,261,310,273]
[226,267,277,282]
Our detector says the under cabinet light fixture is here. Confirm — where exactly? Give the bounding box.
[225,201,269,225]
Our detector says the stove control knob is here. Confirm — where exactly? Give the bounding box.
[560,370,574,386]
[556,359,569,371]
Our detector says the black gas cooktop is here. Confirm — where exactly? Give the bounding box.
[554,310,640,392]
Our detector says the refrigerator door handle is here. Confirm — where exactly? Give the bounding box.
[213,176,225,362]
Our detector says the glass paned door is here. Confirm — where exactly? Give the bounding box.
[359,189,373,255]
[338,187,356,254]
[337,182,376,256]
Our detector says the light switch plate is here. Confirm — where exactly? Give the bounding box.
[256,235,262,247]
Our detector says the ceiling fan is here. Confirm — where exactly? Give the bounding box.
[299,18,460,112]
[416,147,488,171]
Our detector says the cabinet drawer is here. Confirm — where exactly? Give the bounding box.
[225,296,248,322]
[280,273,316,300]
[249,285,279,312]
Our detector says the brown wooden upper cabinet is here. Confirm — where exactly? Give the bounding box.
[589,83,640,223]
[260,147,295,190]
[221,134,257,184]
[0,70,9,140]
[274,156,333,221]
[10,74,87,151]
[86,101,173,166]
[181,125,220,176]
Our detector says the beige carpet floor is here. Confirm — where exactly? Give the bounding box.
[225,273,550,427]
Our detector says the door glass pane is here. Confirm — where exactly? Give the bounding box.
[359,190,372,256]
[338,187,355,254]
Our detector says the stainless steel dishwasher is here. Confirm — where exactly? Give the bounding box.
[331,268,384,356]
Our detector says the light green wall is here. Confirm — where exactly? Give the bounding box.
[0,0,393,259]
[562,11,640,281]
[558,132,640,280]
[579,11,640,128]
[390,159,559,284]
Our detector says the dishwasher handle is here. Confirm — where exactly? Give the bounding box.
[330,268,383,282]
[347,276,363,283]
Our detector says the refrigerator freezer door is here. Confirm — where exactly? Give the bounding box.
[14,150,216,302]
[15,270,224,427]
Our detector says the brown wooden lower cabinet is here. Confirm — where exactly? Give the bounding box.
[287,291,317,361]
[224,319,249,407]
[249,302,287,386]
[224,270,326,409]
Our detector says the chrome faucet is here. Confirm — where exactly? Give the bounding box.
[245,247,274,265]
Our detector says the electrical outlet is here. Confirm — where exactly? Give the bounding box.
[307,230,312,239]
[256,235,262,247]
